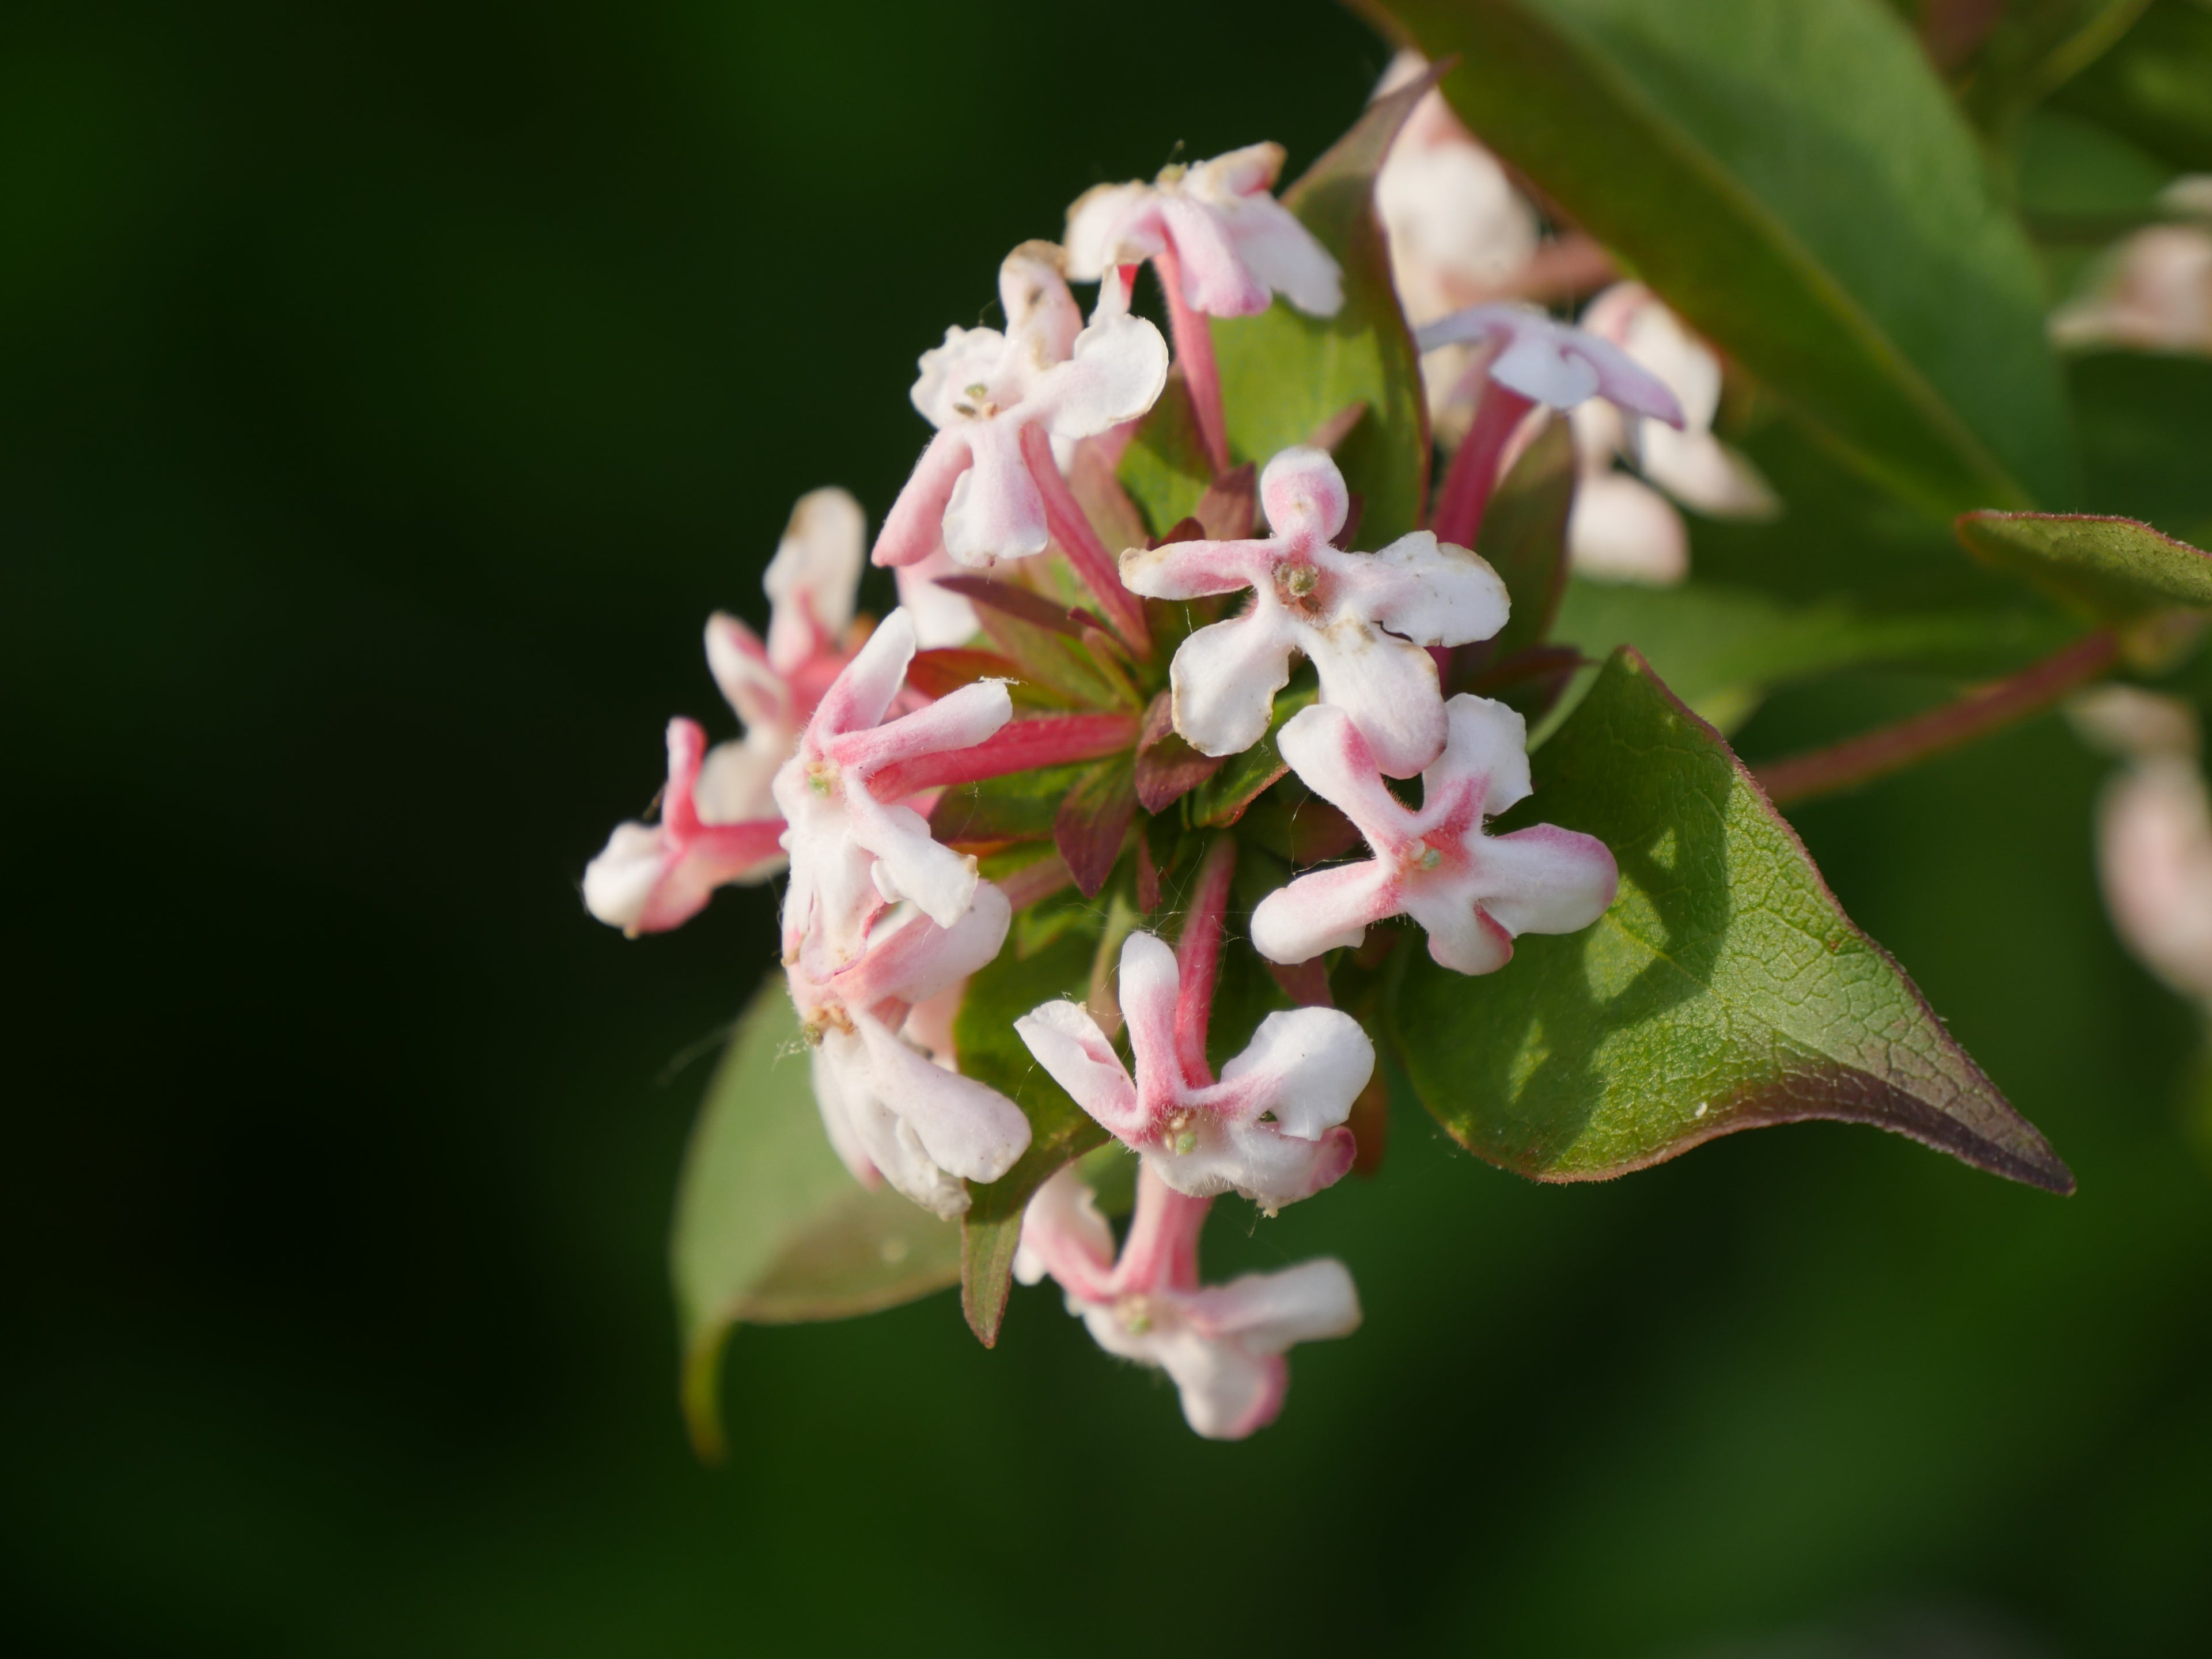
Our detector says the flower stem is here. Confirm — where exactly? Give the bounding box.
[1430,378,1535,547]
[1753,630,2119,808]
[1020,421,1152,656]
[1174,835,1237,1089]
[1154,246,1230,477]
[1112,1162,1210,1296]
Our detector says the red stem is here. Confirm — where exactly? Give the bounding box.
[1154,245,1229,478]
[1111,1162,1210,1297]
[1173,835,1237,1089]
[1753,630,2119,807]
[1019,422,1152,657]
[869,711,1138,801]
[1430,379,1533,547]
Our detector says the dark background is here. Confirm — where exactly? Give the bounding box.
[5,2,2209,1653]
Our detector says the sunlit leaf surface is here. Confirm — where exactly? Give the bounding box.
[1389,649,2074,1193]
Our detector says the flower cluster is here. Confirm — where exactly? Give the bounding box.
[1373,53,1780,584]
[588,115,1664,1439]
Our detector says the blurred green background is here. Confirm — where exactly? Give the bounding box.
[5,1,2209,1653]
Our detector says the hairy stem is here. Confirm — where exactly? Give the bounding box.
[1430,378,1534,547]
[1020,422,1152,656]
[1154,246,1230,477]
[868,711,1139,801]
[1754,630,2119,807]
[1112,1162,1210,1296]
[1174,835,1238,1089]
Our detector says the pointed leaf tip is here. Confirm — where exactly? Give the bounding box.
[1389,648,2073,1195]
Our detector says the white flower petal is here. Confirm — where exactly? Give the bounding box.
[581,822,669,933]
[1224,194,1343,317]
[763,487,865,672]
[1212,1007,1374,1139]
[855,1014,1030,1185]
[1432,694,1534,820]
[1474,823,1621,938]
[1014,999,1143,1139]
[1038,312,1169,440]
[1181,1258,1362,1351]
[1249,859,1400,965]
[809,1033,881,1188]
[943,421,1049,565]
[1342,531,1512,647]
[1302,619,1450,778]
[1567,469,1690,585]
[1169,611,1298,759]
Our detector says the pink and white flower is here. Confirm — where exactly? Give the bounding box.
[2050,218,2212,357]
[1065,144,1343,321]
[1118,445,1509,777]
[1014,1164,1361,1439]
[773,607,1013,974]
[791,885,1031,1219]
[1252,695,1618,975]
[1016,927,1366,1214]
[1418,302,1683,418]
[2074,687,2212,1013]
[584,488,867,935]
[1373,55,1539,330]
[1419,302,1687,552]
[872,242,1168,572]
[1567,284,1778,585]
[582,718,787,936]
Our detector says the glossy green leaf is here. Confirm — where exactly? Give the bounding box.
[671,979,961,1460]
[1389,648,2073,1193]
[1551,577,2073,732]
[930,760,1094,848]
[1955,510,2212,622]
[1119,369,1213,540]
[955,921,1109,1344]
[1207,66,1433,549]
[1361,0,2073,516]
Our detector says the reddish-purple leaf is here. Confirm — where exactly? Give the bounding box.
[1133,691,1226,812]
[1055,757,1138,898]
[1195,464,1256,541]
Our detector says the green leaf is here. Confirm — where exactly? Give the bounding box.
[2053,0,2212,172]
[1388,648,2074,1194]
[954,922,1109,1344]
[1955,510,2212,623]
[671,979,961,1461]
[1551,577,2073,732]
[1207,66,1434,549]
[930,760,1094,847]
[1118,369,1213,540]
[1361,0,2074,516]
[1190,682,1320,827]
